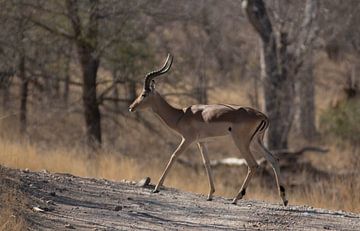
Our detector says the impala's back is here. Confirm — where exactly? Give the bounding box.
[177,104,265,141]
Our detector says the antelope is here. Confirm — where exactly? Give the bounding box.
[129,54,288,206]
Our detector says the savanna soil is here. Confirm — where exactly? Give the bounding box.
[1,166,359,231]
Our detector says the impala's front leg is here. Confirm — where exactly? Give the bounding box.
[153,138,192,193]
[197,142,215,201]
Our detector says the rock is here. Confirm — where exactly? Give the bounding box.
[49,191,56,197]
[32,206,45,213]
[114,205,122,211]
[136,177,151,187]
[65,224,75,229]
[58,187,67,192]
[46,200,55,205]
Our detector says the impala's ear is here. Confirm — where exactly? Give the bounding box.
[150,80,156,91]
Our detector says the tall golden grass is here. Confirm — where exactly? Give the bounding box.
[0,191,27,231]
[0,65,359,216]
[0,137,359,213]
[0,167,28,231]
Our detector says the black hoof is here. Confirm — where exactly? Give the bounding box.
[283,200,288,206]
[152,189,160,193]
[207,197,213,201]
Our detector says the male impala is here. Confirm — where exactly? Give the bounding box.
[129,54,288,206]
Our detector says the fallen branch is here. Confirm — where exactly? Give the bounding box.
[274,146,329,159]
[210,158,266,167]
[177,146,328,168]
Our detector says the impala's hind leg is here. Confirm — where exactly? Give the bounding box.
[254,134,288,206]
[198,142,215,201]
[230,132,259,205]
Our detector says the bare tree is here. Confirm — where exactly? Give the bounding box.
[297,52,317,140]
[319,0,360,100]
[16,3,30,135]
[65,0,102,148]
[242,0,318,149]
[63,45,72,106]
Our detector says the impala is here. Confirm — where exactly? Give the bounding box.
[129,54,288,206]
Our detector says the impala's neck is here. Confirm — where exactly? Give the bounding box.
[151,91,184,130]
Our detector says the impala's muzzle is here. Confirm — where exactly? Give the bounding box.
[129,105,136,112]
[129,97,142,112]
[129,102,137,112]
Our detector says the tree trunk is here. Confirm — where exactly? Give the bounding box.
[63,44,72,106]
[298,52,317,140]
[0,71,13,110]
[195,49,208,104]
[260,42,294,150]
[251,72,260,109]
[19,55,28,135]
[195,73,208,104]
[52,75,60,99]
[112,69,119,110]
[78,48,101,148]
[67,0,101,149]
[2,84,10,110]
[295,0,318,141]
[244,0,295,150]
[63,56,71,106]
[63,69,70,106]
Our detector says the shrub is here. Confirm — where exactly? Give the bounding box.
[320,98,360,144]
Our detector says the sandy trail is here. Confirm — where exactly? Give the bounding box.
[4,167,360,230]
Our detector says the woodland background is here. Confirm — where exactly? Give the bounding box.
[0,0,359,217]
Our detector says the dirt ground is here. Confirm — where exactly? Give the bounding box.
[2,167,360,231]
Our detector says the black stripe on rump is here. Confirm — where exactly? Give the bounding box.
[250,120,265,142]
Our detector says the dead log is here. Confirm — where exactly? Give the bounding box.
[177,146,328,168]
[274,146,328,158]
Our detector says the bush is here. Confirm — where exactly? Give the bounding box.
[320,98,360,144]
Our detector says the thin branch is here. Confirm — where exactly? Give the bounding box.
[274,146,329,158]
[99,97,129,104]
[30,18,74,40]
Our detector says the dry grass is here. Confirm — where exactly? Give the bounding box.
[0,194,27,231]
[0,137,359,213]
[0,168,28,231]
[249,174,360,213]
[0,62,358,215]
[295,175,360,212]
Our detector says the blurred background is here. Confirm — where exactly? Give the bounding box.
[0,0,359,212]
